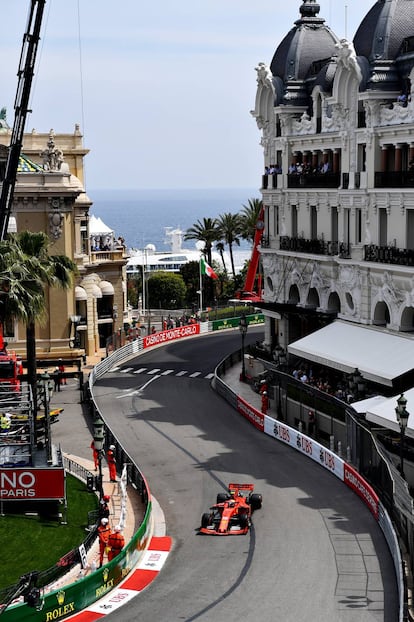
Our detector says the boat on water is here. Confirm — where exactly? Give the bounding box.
[126,227,250,276]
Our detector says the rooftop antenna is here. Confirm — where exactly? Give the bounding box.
[345,4,348,39]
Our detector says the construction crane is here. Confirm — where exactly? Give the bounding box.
[0,1,46,241]
[230,205,265,304]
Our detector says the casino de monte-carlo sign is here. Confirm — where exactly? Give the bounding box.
[0,467,65,500]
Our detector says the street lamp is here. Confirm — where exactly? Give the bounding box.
[274,344,287,370]
[70,314,81,348]
[395,393,410,479]
[239,313,248,382]
[93,414,105,499]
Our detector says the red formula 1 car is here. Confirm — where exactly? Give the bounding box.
[200,483,262,535]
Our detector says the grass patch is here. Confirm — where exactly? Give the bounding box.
[0,474,98,589]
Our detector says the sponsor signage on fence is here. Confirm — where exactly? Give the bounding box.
[343,463,379,520]
[264,416,345,480]
[237,396,264,431]
[142,324,200,348]
[0,467,65,500]
[212,314,264,331]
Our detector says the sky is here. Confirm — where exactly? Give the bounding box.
[2,0,375,192]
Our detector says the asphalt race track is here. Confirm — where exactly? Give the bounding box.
[92,328,399,622]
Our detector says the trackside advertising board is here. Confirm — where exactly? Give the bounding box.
[142,324,200,348]
[263,415,345,480]
[343,463,379,520]
[237,396,264,431]
[1,504,153,621]
[0,468,65,500]
[211,313,264,331]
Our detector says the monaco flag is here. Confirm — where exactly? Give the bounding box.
[200,257,218,279]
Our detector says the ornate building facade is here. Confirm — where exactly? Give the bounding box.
[0,112,128,359]
[252,0,414,391]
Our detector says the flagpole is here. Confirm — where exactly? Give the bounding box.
[199,257,203,313]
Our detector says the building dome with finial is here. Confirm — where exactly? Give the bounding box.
[354,0,414,92]
[269,0,340,106]
[354,0,413,62]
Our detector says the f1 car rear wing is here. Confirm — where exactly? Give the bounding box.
[228,483,255,492]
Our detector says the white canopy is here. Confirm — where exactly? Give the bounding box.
[355,389,414,439]
[75,285,87,301]
[99,280,115,296]
[89,215,113,235]
[288,320,414,386]
[90,284,103,299]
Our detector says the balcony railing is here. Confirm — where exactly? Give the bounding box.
[262,173,281,190]
[287,172,340,189]
[279,236,350,257]
[374,171,414,188]
[90,249,125,262]
[364,245,414,266]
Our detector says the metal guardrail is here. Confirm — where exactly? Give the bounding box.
[215,350,409,622]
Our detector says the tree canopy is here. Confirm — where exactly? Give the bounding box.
[0,231,77,412]
[147,271,186,309]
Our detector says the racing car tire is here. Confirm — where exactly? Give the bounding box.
[249,493,263,510]
[216,492,230,504]
[239,513,249,529]
[201,513,211,528]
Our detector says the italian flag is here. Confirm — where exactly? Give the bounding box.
[200,257,218,279]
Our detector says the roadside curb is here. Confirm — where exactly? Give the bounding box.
[66,536,172,621]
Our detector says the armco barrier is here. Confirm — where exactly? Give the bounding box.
[2,504,152,621]
[1,318,260,619]
[215,364,406,622]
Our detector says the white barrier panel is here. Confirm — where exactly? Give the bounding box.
[264,415,345,481]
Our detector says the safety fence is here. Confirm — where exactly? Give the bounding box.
[0,457,98,614]
[215,350,409,622]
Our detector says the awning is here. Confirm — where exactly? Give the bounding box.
[288,321,414,386]
[364,388,414,439]
[75,286,87,301]
[351,395,388,415]
[99,280,114,296]
[91,284,103,299]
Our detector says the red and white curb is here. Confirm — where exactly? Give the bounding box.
[67,536,172,621]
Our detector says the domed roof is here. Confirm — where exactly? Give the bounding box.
[312,58,337,93]
[269,0,340,106]
[354,0,413,62]
[17,154,43,173]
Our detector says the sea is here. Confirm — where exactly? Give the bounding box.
[89,187,259,253]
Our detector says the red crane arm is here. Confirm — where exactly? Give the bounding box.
[242,206,265,295]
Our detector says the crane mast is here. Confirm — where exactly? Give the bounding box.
[0,1,46,241]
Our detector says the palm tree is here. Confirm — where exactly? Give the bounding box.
[184,217,218,266]
[216,212,243,279]
[216,242,227,276]
[0,231,77,413]
[240,198,263,243]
